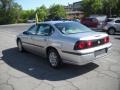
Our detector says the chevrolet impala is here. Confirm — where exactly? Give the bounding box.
[17,21,112,68]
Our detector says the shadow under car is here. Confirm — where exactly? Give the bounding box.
[1,47,99,81]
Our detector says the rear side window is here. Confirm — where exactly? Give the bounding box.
[115,20,120,23]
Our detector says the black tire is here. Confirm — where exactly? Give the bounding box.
[108,28,115,35]
[47,48,62,68]
[17,39,24,52]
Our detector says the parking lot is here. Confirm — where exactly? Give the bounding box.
[0,24,120,90]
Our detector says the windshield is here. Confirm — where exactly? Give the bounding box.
[96,16,107,22]
[54,22,92,34]
[90,15,107,22]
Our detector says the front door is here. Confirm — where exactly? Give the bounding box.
[22,25,38,51]
[31,24,54,56]
[115,19,120,31]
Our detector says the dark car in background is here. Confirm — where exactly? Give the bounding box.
[81,17,98,28]
[81,15,107,31]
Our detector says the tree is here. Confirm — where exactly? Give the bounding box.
[49,4,66,20]
[81,0,94,16]
[103,0,118,17]
[11,2,22,23]
[117,0,120,16]
[92,0,103,14]
[0,0,22,24]
[81,0,119,17]
[36,5,48,21]
[20,10,35,22]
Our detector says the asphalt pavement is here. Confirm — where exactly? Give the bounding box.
[0,24,120,90]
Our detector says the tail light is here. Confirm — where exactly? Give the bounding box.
[87,40,93,48]
[104,36,110,43]
[74,41,86,50]
[74,37,110,50]
[74,40,93,50]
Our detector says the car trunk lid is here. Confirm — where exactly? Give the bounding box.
[66,31,108,41]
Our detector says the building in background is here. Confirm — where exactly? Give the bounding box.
[64,1,84,19]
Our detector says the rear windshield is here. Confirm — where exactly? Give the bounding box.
[54,22,92,34]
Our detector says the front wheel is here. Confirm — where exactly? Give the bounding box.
[108,28,115,35]
[47,49,62,68]
[17,39,24,52]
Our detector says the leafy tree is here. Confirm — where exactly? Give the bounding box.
[11,2,22,23]
[49,4,66,20]
[103,0,118,17]
[92,0,103,14]
[117,0,120,16]
[82,0,119,17]
[36,5,48,21]
[20,10,35,22]
[81,0,94,16]
[0,0,22,24]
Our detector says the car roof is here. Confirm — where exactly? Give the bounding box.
[115,18,120,20]
[109,18,120,20]
[38,21,74,25]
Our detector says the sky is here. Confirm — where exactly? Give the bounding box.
[15,0,81,10]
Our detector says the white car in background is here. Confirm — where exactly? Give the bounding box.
[27,19,36,23]
[103,18,120,34]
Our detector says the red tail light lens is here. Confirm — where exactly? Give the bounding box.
[74,41,86,50]
[104,36,110,43]
[87,40,93,48]
[78,41,86,49]
[74,40,93,50]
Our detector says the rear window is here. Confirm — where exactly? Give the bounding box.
[54,22,92,34]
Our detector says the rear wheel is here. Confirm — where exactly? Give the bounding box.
[108,28,115,35]
[47,49,62,68]
[17,39,24,52]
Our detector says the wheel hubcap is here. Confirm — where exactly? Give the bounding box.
[49,52,57,67]
[109,29,114,34]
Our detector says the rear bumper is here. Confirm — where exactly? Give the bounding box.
[61,43,112,65]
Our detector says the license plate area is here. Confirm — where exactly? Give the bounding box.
[95,48,107,57]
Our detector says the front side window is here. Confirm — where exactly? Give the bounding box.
[55,22,92,34]
[37,24,53,36]
[27,25,37,34]
[115,20,120,23]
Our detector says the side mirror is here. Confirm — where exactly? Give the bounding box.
[23,31,30,35]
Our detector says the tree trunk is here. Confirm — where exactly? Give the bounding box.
[110,7,112,17]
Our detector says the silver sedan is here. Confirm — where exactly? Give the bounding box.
[17,21,112,68]
[103,18,120,34]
